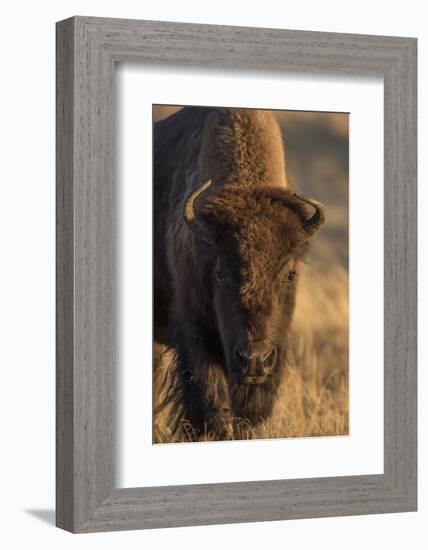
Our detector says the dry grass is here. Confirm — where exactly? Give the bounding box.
[153,107,349,443]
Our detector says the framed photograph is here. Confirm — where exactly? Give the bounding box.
[56,16,417,532]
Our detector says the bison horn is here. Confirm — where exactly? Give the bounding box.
[183,180,214,243]
[293,193,326,236]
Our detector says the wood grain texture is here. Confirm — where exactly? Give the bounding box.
[56,18,75,532]
[56,16,417,532]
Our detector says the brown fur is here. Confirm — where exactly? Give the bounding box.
[201,186,309,312]
[198,109,288,187]
[154,107,321,441]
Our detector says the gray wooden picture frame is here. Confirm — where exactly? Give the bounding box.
[56,16,417,533]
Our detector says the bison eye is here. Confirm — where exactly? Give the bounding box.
[286,270,297,282]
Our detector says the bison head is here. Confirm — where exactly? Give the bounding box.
[184,180,325,386]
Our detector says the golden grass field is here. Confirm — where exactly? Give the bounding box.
[153,107,349,443]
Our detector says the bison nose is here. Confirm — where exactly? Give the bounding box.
[236,347,274,362]
[235,343,276,375]
[235,354,249,375]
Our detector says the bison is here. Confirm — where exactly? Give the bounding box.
[154,107,325,441]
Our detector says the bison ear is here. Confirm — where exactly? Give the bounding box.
[183,180,215,244]
[291,193,326,236]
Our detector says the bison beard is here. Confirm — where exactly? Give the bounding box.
[154,107,325,441]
